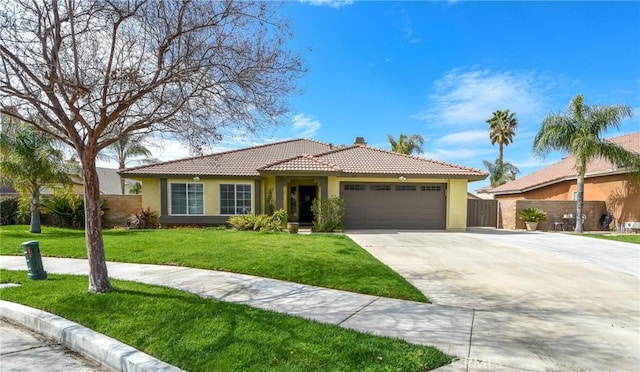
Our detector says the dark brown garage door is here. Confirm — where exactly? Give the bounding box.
[340,182,446,229]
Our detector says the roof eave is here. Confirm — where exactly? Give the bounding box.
[338,172,487,180]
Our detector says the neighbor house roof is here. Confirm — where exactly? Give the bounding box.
[487,132,640,195]
[121,138,486,179]
[95,168,138,194]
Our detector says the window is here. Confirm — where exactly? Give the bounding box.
[344,184,365,191]
[170,183,204,215]
[370,185,391,191]
[220,184,252,215]
[572,191,578,201]
[396,185,416,191]
[421,185,442,192]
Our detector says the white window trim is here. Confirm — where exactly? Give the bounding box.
[219,183,253,216]
[169,182,205,216]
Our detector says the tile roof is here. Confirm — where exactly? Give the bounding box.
[121,138,487,179]
[120,139,335,177]
[260,145,486,178]
[488,132,640,195]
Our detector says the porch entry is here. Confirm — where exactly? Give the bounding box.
[290,185,317,224]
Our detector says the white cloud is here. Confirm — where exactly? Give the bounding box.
[292,113,321,138]
[436,130,487,145]
[415,68,550,128]
[402,15,422,44]
[299,0,354,9]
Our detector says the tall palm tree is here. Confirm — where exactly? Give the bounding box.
[387,133,425,155]
[487,110,518,164]
[483,158,520,188]
[533,94,638,233]
[0,127,71,233]
[100,134,154,194]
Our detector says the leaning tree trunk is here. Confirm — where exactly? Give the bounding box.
[82,154,113,292]
[29,186,41,233]
[575,173,585,233]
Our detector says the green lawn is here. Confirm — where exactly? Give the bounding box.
[0,270,451,371]
[0,226,427,302]
[582,233,640,244]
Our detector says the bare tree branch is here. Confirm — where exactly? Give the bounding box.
[0,0,305,292]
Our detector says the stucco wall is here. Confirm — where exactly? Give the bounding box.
[138,175,475,230]
[447,179,468,231]
[140,178,161,214]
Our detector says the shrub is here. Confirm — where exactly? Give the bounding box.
[311,196,346,232]
[227,209,288,232]
[518,207,547,222]
[0,197,19,225]
[15,197,31,225]
[41,192,98,228]
[265,189,275,216]
[127,208,160,229]
[40,192,106,228]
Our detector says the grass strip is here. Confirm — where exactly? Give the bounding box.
[580,234,640,244]
[0,226,427,302]
[0,270,451,371]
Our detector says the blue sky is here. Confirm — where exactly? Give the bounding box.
[112,1,640,191]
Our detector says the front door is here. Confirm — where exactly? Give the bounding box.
[298,185,317,224]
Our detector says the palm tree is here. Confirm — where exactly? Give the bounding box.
[533,94,639,233]
[483,158,520,188]
[100,134,154,194]
[387,133,425,155]
[0,127,71,233]
[487,110,518,164]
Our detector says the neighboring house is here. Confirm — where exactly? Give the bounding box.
[485,132,640,224]
[120,138,487,230]
[69,168,138,195]
[2,167,138,197]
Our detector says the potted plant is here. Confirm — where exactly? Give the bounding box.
[287,222,299,234]
[518,207,547,231]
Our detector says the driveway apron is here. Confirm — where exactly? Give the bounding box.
[347,229,640,372]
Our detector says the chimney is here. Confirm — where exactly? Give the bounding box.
[354,137,367,146]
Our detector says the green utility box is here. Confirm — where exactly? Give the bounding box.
[22,241,47,280]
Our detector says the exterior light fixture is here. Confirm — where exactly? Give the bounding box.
[193,176,201,182]
[398,176,407,182]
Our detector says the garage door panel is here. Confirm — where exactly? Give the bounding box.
[340,182,446,229]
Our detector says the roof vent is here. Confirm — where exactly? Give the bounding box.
[354,137,367,146]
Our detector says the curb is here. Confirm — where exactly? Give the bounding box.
[0,300,184,372]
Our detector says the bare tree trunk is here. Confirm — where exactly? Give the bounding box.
[29,187,41,233]
[82,153,112,292]
[575,173,585,233]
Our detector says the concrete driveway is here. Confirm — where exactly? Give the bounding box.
[347,229,640,371]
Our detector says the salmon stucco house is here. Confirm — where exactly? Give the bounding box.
[485,132,640,226]
[120,138,487,230]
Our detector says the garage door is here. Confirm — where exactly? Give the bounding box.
[340,182,446,229]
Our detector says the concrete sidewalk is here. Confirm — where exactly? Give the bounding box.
[1,256,475,371]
